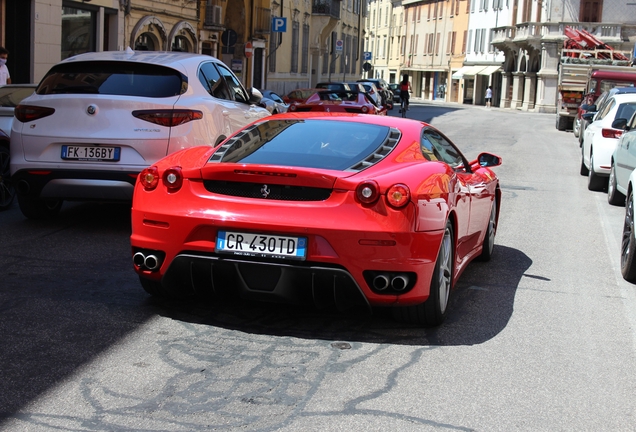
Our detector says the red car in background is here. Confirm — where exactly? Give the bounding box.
[282,88,319,105]
[289,90,386,115]
[130,113,501,326]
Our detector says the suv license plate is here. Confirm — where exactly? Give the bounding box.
[216,231,307,260]
[61,145,121,161]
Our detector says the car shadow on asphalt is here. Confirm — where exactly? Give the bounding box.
[387,103,463,124]
[152,245,531,347]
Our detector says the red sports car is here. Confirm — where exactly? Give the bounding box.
[289,90,386,115]
[130,113,501,326]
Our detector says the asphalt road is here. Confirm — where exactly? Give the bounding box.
[1,102,635,431]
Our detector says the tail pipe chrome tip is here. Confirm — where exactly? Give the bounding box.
[391,275,409,291]
[133,251,162,271]
[372,274,390,291]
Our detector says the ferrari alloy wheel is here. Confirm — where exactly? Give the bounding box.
[393,221,454,327]
[587,153,607,192]
[478,199,497,261]
[608,164,626,206]
[17,195,63,220]
[621,192,636,281]
[0,146,15,211]
[580,146,589,176]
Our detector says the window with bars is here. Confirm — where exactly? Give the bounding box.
[330,31,337,74]
[291,21,299,73]
[435,32,440,55]
[269,20,278,72]
[462,30,467,54]
[301,24,309,73]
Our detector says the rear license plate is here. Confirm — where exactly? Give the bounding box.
[61,145,121,161]
[216,231,307,260]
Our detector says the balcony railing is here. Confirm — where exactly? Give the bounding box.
[514,22,542,40]
[312,0,340,20]
[254,7,271,34]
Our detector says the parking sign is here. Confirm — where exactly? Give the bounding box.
[363,51,372,61]
[335,39,343,52]
[272,17,287,32]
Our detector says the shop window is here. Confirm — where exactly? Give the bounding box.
[61,7,96,60]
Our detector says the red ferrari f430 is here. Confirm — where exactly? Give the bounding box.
[131,113,501,326]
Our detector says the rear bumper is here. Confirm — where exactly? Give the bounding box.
[153,253,373,312]
[12,169,140,201]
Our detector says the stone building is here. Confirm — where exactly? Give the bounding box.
[492,0,636,113]
[265,0,366,96]
[364,0,404,84]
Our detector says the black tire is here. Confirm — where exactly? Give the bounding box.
[393,221,454,327]
[139,276,168,297]
[0,145,15,211]
[17,195,63,220]
[587,153,607,191]
[621,191,636,281]
[608,164,626,206]
[477,198,497,261]
[556,114,569,131]
[580,146,589,176]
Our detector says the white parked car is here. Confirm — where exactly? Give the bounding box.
[580,92,636,191]
[609,111,636,206]
[10,50,269,219]
[258,89,289,114]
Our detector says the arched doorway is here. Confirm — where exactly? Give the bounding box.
[130,16,167,51]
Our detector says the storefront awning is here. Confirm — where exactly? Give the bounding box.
[451,65,487,79]
[477,65,503,75]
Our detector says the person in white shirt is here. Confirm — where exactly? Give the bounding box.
[0,47,11,86]
[485,86,493,108]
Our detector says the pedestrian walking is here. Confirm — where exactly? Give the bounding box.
[0,47,11,85]
[399,74,411,113]
[485,86,492,108]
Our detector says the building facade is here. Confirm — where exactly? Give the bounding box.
[364,0,403,84]
[493,0,636,113]
[266,0,366,96]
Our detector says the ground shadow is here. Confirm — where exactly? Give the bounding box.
[388,102,463,124]
[154,245,531,347]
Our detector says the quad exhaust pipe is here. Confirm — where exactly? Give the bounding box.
[372,273,410,292]
[133,251,161,271]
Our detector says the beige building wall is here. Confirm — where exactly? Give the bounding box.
[32,0,123,82]
[447,0,469,103]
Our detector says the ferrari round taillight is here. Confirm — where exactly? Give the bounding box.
[162,166,183,192]
[361,106,369,113]
[289,104,297,111]
[386,183,410,208]
[356,180,380,204]
[140,167,159,191]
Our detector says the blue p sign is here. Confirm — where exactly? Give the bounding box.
[272,17,287,32]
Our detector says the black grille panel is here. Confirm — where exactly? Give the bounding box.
[203,180,332,201]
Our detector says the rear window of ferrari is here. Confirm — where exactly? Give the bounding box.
[36,61,186,98]
[209,119,398,171]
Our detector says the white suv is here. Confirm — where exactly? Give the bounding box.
[10,50,269,219]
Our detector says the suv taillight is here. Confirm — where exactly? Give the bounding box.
[15,105,55,123]
[602,128,623,139]
[132,109,203,127]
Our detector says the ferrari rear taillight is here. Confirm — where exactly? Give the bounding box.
[289,104,297,111]
[132,109,203,127]
[356,180,380,204]
[162,166,183,192]
[386,184,410,208]
[140,167,159,191]
[602,128,623,139]
[15,105,55,123]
